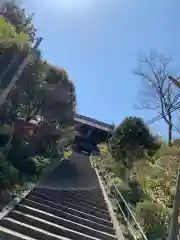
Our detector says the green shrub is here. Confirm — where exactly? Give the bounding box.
[0,162,20,189]
[28,155,50,177]
[135,200,170,239]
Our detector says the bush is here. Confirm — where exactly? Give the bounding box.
[27,155,50,178]
[0,162,20,189]
[93,140,172,239]
[172,138,180,147]
[109,116,160,169]
[135,201,170,239]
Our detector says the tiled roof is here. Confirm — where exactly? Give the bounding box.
[74,114,112,132]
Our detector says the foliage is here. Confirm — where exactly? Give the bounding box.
[0,1,76,207]
[172,138,180,147]
[11,58,76,125]
[135,201,170,239]
[1,0,36,42]
[109,116,160,170]
[28,155,50,178]
[0,161,20,190]
[133,145,180,208]
[63,149,72,160]
[0,16,29,49]
[91,130,179,238]
[0,14,30,94]
[11,53,47,121]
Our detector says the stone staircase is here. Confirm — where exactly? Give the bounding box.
[0,152,122,240]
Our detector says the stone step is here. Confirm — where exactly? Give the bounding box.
[31,190,108,214]
[26,194,111,222]
[19,200,114,232]
[66,197,108,213]
[0,152,120,240]
[9,210,116,240]
[3,212,106,240]
[21,198,113,228]
[58,187,103,195]
[0,226,38,240]
[63,193,107,210]
[33,188,106,203]
[59,200,110,220]
[61,187,104,196]
[31,189,106,209]
[0,218,71,240]
[44,174,99,186]
[63,190,106,203]
[34,186,103,198]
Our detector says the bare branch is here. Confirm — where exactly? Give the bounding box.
[134,51,180,145]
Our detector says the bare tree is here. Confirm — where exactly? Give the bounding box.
[134,51,180,146]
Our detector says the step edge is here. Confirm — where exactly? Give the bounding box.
[3,214,101,240]
[32,191,106,208]
[27,195,112,223]
[0,226,38,240]
[59,200,109,216]
[31,191,108,213]
[20,201,113,230]
[11,208,116,238]
[1,217,72,240]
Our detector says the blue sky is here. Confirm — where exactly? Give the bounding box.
[23,0,179,138]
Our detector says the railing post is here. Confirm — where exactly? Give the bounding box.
[167,169,180,240]
[167,76,180,240]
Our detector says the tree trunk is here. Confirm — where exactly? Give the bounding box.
[168,115,172,146]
